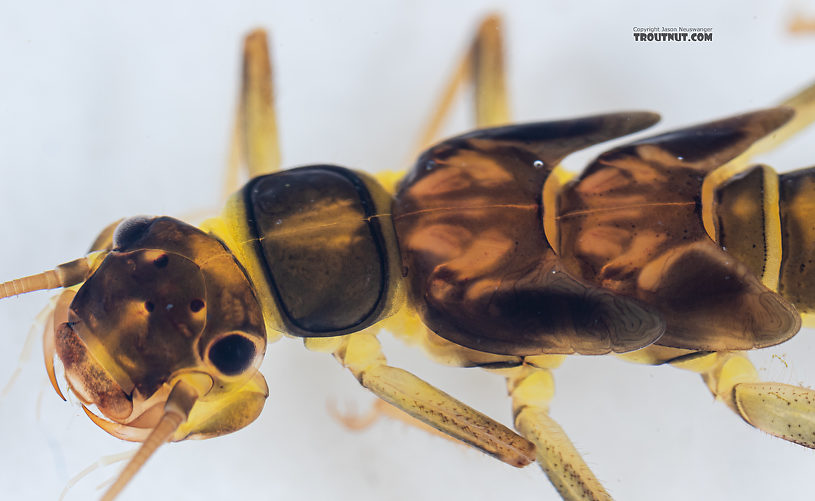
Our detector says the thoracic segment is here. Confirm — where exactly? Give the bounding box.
[238,165,403,338]
[393,113,666,357]
[395,107,808,356]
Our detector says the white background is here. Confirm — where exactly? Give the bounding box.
[2,1,815,500]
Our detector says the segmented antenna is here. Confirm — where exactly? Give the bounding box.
[0,255,99,299]
[100,378,202,501]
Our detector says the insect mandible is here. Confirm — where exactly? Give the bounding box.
[4,8,815,500]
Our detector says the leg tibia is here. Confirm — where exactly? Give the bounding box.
[515,408,611,501]
[471,14,509,127]
[322,332,536,467]
[223,29,281,199]
[414,14,509,154]
[361,364,533,465]
[508,366,612,501]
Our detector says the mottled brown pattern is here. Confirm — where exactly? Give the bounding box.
[558,109,800,350]
[394,114,665,355]
[55,321,133,420]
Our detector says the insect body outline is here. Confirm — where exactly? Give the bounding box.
[1,7,815,500]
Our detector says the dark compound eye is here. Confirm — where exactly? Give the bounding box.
[113,217,156,250]
[208,334,256,376]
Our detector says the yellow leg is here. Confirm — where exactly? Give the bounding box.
[751,78,815,157]
[305,332,536,467]
[706,76,815,179]
[223,29,281,199]
[625,347,815,448]
[506,361,612,501]
[414,13,509,153]
[471,14,509,128]
[376,15,511,201]
[789,12,815,35]
[700,76,815,264]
